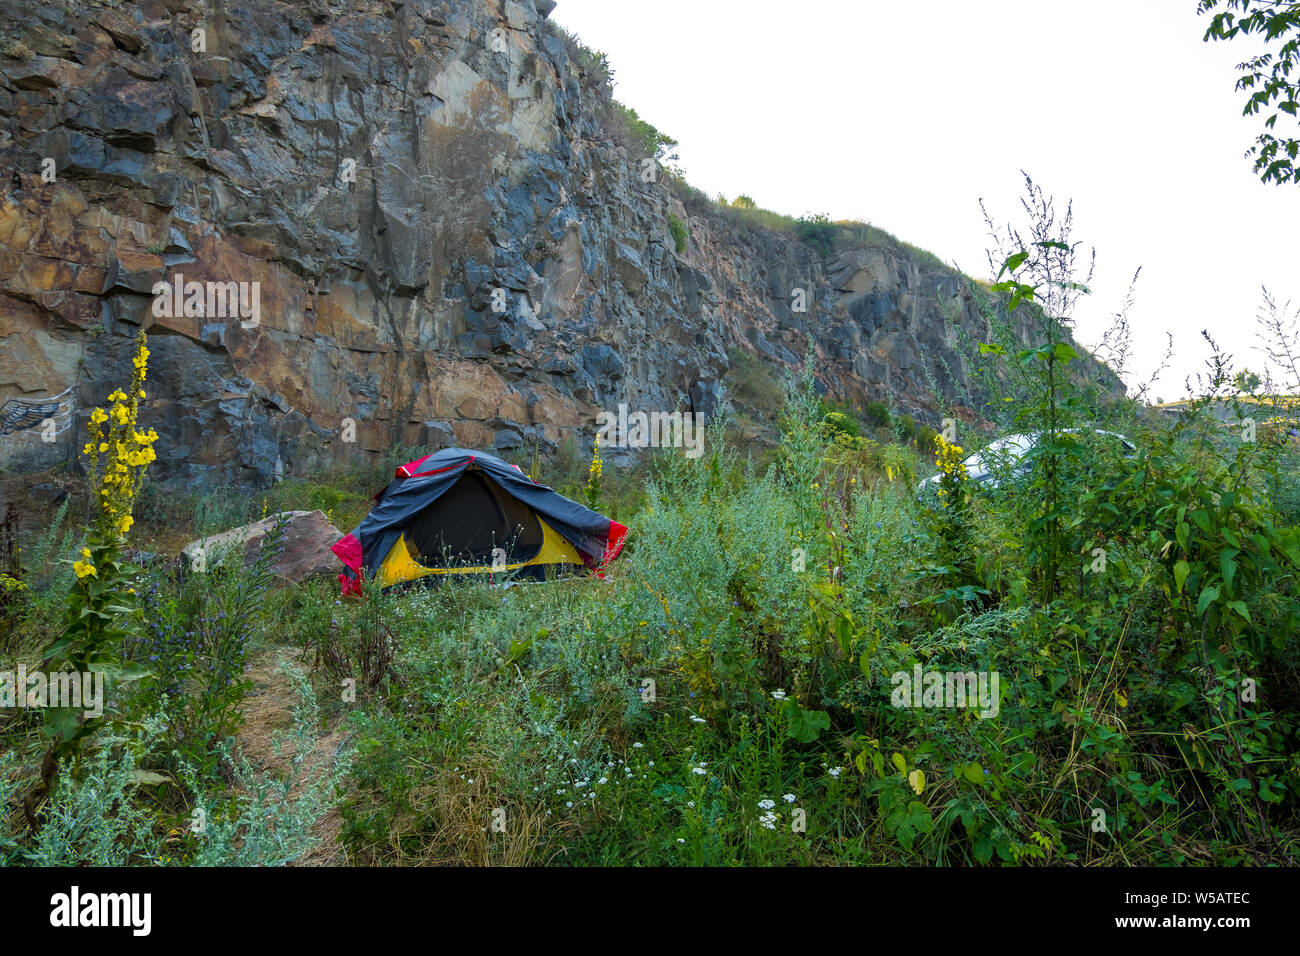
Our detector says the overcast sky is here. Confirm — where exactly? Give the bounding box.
[551,0,1300,400]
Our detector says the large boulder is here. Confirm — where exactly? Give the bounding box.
[180,510,343,585]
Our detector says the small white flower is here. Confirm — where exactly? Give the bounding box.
[758,798,776,810]
[632,742,643,749]
[566,801,573,808]
[689,715,706,724]
[828,766,843,778]
[782,793,796,803]
[772,689,787,701]
[691,766,707,775]
[687,801,695,808]
[758,811,778,830]
[676,838,686,844]
[598,777,608,785]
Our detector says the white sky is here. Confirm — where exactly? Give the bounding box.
[550,0,1300,400]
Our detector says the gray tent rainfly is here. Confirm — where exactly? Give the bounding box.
[331,447,629,594]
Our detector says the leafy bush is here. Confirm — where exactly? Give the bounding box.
[2,669,344,866]
[124,516,287,778]
[668,213,688,253]
[863,401,892,429]
[613,102,679,165]
[795,213,837,257]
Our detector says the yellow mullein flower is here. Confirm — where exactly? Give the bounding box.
[79,330,154,543]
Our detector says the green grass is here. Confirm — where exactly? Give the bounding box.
[3,373,1296,866]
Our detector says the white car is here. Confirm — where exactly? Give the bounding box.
[917,429,1135,495]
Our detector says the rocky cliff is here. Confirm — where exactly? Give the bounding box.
[0,0,1117,493]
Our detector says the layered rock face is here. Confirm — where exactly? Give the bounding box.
[0,0,1116,492]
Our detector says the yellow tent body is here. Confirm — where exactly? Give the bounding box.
[376,515,584,589]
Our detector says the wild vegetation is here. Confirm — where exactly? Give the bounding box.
[1199,0,1300,186]
[2,181,1297,866]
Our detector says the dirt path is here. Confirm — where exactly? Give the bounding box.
[235,647,351,866]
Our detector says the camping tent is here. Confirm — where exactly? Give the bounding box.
[331,448,628,595]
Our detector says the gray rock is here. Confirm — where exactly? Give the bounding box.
[0,0,1121,497]
[29,482,67,505]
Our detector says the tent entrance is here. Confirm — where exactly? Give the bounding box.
[404,468,543,567]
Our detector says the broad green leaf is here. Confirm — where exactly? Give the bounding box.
[118,661,151,680]
[1052,342,1080,363]
[132,770,174,786]
[1220,549,1239,591]
[999,251,1029,278]
[908,769,926,795]
[785,706,830,743]
[835,616,852,656]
